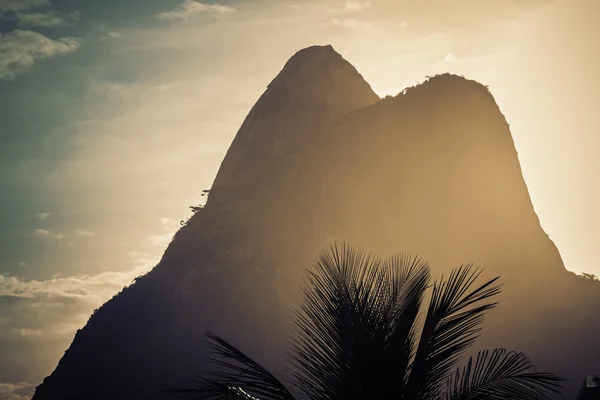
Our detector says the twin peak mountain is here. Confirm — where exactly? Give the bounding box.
[33,45,600,400]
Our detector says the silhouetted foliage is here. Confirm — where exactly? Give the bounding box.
[134,273,149,283]
[579,273,599,282]
[181,190,211,226]
[169,244,563,400]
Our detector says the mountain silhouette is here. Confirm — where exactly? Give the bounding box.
[32,45,600,400]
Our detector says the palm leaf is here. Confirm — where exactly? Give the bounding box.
[166,379,257,400]
[370,254,431,397]
[289,243,387,400]
[405,264,503,399]
[443,348,564,400]
[166,332,296,400]
[289,244,431,400]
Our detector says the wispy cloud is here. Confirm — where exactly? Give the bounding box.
[327,0,371,14]
[0,29,82,80]
[17,10,79,28]
[0,265,152,302]
[32,227,93,241]
[150,217,179,247]
[74,229,94,237]
[0,256,156,337]
[0,381,35,400]
[149,232,175,247]
[34,212,50,220]
[0,250,155,398]
[1,0,80,28]
[34,228,64,240]
[345,0,371,12]
[99,31,124,41]
[13,328,42,337]
[331,17,380,32]
[159,217,174,226]
[443,52,455,63]
[156,0,235,20]
[0,0,50,12]
[0,257,158,399]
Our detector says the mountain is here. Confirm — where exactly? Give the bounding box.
[212,44,380,193]
[33,45,600,400]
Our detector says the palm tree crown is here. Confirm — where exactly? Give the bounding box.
[170,244,563,400]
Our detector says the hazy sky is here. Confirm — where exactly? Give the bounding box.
[1,0,599,398]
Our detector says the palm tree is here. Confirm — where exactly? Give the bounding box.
[170,244,563,400]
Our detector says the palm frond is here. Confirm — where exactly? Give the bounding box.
[289,243,387,400]
[167,332,296,400]
[165,379,258,400]
[289,244,431,400]
[443,348,564,400]
[405,264,502,399]
[376,254,431,396]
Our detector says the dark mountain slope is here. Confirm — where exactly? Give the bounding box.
[33,46,600,400]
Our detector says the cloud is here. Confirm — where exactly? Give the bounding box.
[151,230,178,247]
[74,229,94,237]
[331,17,380,32]
[34,212,50,220]
[127,251,152,258]
[0,0,50,12]
[156,0,235,20]
[345,0,371,11]
[99,31,123,41]
[327,0,371,14]
[149,232,175,247]
[0,381,35,400]
[0,255,157,342]
[149,217,180,247]
[14,328,42,337]
[16,11,76,28]
[159,217,174,226]
[0,29,82,80]
[0,264,153,303]
[0,257,157,349]
[33,228,93,241]
[1,0,80,28]
[0,257,158,398]
[443,52,455,63]
[34,229,64,240]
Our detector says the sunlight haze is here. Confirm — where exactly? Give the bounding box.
[0,0,598,398]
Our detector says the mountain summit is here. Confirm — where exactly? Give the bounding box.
[33,46,600,400]
[211,44,379,194]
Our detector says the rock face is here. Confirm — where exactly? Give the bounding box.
[212,44,380,193]
[33,45,600,400]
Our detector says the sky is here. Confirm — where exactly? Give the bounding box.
[0,0,599,398]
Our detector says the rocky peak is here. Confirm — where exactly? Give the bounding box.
[209,45,379,196]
